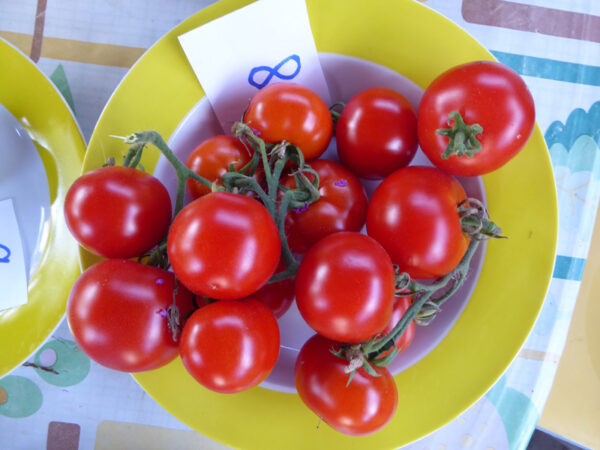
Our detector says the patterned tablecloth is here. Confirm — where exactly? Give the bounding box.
[1,1,599,449]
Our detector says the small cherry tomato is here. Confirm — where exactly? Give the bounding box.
[180,299,280,393]
[67,259,195,372]
[282,159,368,254]
[367,166,468,279]
[295,334,398,436]
[244,83,333,161]
[186,135,252,199]
[167,192,281,299]
[418,60,535,176]
[64,166,172,258]
[295,232,395,343]
[336,87,418,179]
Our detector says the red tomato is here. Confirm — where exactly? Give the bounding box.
[64,166,172,258]
[167,192,281,299]
[377,296,415,358]
[367,166,468,279]
[295,232,395,343]
[180,299,280,393]
[295,334,398,436]
[282,159,368,254]
[67,259,195,372]
[186,135,252,199]
[418,61,535,176]
[336,87,418,180]
[242,260,294,318]
[244,83,333,160]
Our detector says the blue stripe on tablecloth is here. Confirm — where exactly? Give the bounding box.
[552,255,586,280]
[490,50,600,86]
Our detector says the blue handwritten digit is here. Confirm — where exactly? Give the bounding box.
[248,54,302,89]
[0,244,10,263]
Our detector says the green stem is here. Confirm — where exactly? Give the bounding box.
[146,241,169,270]
[269,152,288,203]
[124,128,319,283]
[232,122,274,180]
[458,198,505,240]
[436,111,484,159]
[271,190,299,281]
[294,167,320,201]
[123,131,217,217]
[237,145,261,176]
[222,172,274,216]
[365,240,480,358]
[329,102,345,128]
[123,143,145,168]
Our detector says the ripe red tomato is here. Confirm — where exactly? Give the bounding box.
[242,260,294,318]
[367,166,468,279]
[244,83,333,161]
[186,135,252,199]
[282,159,368,254]
[336,87,418,180]
[167,192,281,299]
[295,334,398,436]
[180,299,280,393]
[295,232,395,343]
[67,259,195,372]
[64,166,172,258]
[418,60,535,176]
[377,296,415,358]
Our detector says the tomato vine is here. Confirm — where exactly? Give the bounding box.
[113,121,503,375]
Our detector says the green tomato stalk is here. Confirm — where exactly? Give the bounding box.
[118,128,320,281]
[339,198,504,378]
[111,129,321,342]
[115,129,504,371]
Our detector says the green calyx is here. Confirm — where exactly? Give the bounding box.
[436,111,483,159]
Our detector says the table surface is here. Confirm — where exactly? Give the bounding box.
[1,1,600,449]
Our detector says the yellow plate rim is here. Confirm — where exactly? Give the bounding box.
[0,38,86,377]
[83,0,558,447]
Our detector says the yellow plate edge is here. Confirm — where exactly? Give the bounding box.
[0,38,86,376]
[83,0,558,447]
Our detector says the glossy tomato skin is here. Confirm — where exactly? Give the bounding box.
[167,192,281,299]
[377,296,415,358]
[186,135,252,199]
[67,259,195,372]
[295,232,395,343]
[367,166,468,279]
[242,260,294,318]
[418,61,535,176]
[180,299,280,393]
[64,166,172,258]
[295,334,398,436]
[336,87,418,180]
[244,83,333,161]
[282,159,368,254]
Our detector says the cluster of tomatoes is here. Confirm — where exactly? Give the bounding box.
[63,60,535,437]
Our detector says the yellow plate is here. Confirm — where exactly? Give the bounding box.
[84,0,558,447]
[0,39,85,376]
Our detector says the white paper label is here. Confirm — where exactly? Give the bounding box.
[0,198,28,311]
[178,0,330,131]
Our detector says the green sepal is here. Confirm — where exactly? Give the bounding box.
[362,360,381,378]
[436,111,483,159]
